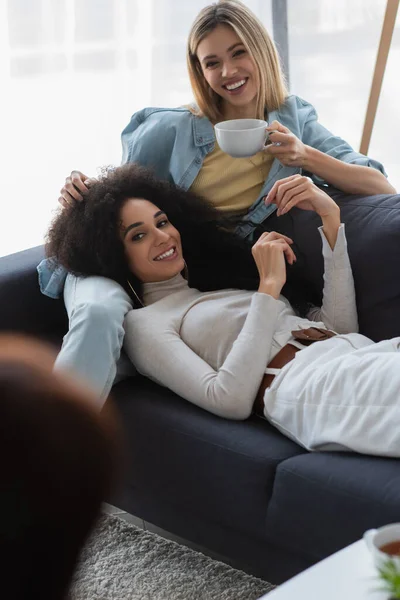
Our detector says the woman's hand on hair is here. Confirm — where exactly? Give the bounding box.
[58,170,96,208]
[251,231,296,299]
[264,121,309,167]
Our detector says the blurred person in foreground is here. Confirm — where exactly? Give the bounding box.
[0,335,120,600]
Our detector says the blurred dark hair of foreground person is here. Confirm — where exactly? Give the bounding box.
[0,334,121,600]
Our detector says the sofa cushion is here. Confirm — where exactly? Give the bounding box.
[264,190,400,342]
[112,375,306,541]
[265,452,400,562]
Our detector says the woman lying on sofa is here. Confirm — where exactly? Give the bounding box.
[46,163,399,458]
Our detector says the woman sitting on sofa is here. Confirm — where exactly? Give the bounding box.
[46,163,399,458]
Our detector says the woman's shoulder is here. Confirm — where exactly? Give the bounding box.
[121,105,210,147]
[269,94,319,135]
[278,94,317,117]
[129,104,203,127]
[124,304,162,336]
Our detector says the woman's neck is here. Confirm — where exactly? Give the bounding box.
[142,272,188,306]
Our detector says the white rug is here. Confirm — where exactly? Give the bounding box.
[70,514,274,600]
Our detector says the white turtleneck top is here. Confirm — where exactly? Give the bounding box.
[123,225,358,420]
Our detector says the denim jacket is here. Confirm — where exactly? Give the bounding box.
[38,94,386,299]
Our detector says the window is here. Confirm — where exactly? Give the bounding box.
[1,0,398,257]
[288,0,400,187]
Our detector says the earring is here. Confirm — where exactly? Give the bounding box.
[127,280,144,308]
[182,260,189,282]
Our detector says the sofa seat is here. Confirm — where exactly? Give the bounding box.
[112,375,306,542]
[265,452,400,562]
[111,376,400,581]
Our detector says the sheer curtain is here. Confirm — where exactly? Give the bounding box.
[0,0,271,257]
[288,0,400,187]
[1,0,398,258]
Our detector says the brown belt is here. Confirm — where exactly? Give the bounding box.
[253,327,337,417]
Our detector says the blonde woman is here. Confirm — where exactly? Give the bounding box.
[38,0,395,404]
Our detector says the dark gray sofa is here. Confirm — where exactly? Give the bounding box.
[1,191,400,584]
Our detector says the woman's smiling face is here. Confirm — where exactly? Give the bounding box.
[120,198,185,283]
[196,24,259,119]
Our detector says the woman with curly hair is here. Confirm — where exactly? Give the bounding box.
[38,0,395,404]
[46,162,400,457]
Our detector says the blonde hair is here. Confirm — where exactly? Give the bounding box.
[187,0,288,123]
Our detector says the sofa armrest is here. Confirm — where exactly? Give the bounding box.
[0,246,67,337]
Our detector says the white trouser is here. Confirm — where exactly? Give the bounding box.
[263,333,400,457]
[54,274,134,406]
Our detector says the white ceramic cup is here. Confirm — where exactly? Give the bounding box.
[363,523,400,570]
[214,118,275,158]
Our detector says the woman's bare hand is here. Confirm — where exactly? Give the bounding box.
[58,170,96,208]
[265,175,341,249]
[265,174,339,219]
[264,121,309,167]
[251,231,296,299]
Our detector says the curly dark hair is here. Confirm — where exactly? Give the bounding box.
[46,163,262,305]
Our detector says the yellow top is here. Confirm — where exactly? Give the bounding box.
[190,140,274,214]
